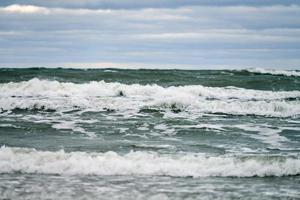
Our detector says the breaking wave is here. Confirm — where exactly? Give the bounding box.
[241,68,300,77]
[0,78,299,117]
[0,147,299,177]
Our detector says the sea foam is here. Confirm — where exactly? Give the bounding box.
[0,146,299,177]
[0,78,299,117]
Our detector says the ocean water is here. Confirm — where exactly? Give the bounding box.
[0,68,299,199]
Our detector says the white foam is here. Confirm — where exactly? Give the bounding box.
[233,124,289,147]
[174,124,226,132]
[0,78,299,117]
[154,124,168,130]
[137,127,149,131]
[242,68,300,77]
[0,123,20,128]
[0,146,299,177]
[132,144,175,150]
[51,121,96,137]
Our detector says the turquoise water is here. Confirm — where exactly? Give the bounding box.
[0,68,299,199]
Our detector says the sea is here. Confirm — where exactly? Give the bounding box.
[0,68,299,200]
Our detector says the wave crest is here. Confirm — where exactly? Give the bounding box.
[240,68,300,77]
[0,147,299,177]
[0,78,299,117]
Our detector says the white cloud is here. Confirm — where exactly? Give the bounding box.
[2,4,300,15]
[1,4,50,14]
[1,0,300,9]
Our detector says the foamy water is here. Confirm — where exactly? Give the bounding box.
[0,78,299,117]
[0,68,299,199]
[0,146,299,177]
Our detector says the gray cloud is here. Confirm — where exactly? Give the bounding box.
[0,4,299,69]
[1,0,300,9]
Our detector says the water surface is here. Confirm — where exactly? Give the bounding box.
[0,68,299,199]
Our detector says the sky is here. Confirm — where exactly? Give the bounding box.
[0,0,300,69]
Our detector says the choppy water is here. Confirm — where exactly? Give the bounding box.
[0,68,299,199]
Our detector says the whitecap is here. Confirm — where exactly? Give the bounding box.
[0,78,299,118]
[0,146,299,177]
[241,68,300,77]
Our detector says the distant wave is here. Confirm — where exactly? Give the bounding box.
[0,147,299,177]
[241,68,300,77]
[0,78,299,117]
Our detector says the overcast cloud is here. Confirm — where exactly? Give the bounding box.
[0,1,299,69]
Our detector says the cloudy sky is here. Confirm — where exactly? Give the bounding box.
[0,0,300,69]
